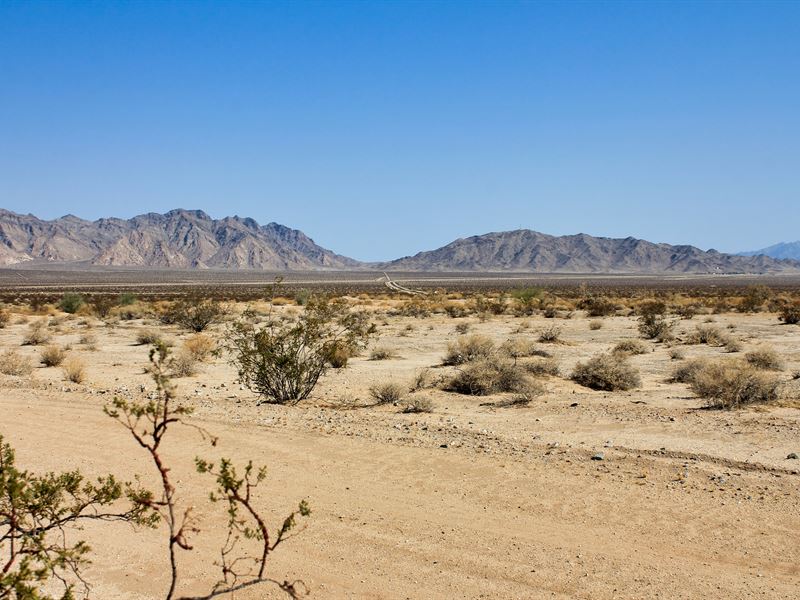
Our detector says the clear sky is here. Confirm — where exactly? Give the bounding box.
[1,1,798,261]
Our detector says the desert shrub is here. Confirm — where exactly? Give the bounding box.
[22,321,51,346]
[401,396,434,413]
[588,320,603,331]
[723,336,743,353]
[443,334,495,365]
[136,328,163,346]
[689,360,781,408]
[454,322,470,334]
[686,324,725,346]
[324,340,352,368]
[39,345,67,367]
[446,359,529,396]
[500,337,539,360]
[537,325,562,343]
[169,351,199,377]
[669,348,685,360]
[182,333,215,361]
[779,302,800,325]
[675,304,699,319]
[90,295,116,318]
[571,352,641,391]
[579,296,617,317]
[444,303,468,318]
[79,332,98,350]
[510,287,543,316]
[162,298,225,332]
[61,356,86,383]
[118,292,138,306]
[0,308,9,328]
[226,296,373,405]
[638,311,675,341]
[495,380,546,407]
[738,285,771,313]
[410,367,432,391]
[58,293,85,314]
[745,347,785,371]
[369,381,406,404]
[0,350,33,376]
[369,346,396,360]
[612,339,648,356]
[523,357,560,377]
[670,358,709,383]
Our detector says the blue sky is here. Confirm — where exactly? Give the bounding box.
[1,1,798,261]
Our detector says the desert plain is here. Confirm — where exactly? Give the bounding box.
[1,279,799,599]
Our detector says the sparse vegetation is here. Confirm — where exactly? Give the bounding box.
[22,321,51,346]
[446,359,530,396]
[779,301,800,325]
[571,352,641,391]
[136,328,163,346]
[40,345,67,367]
[745,347,785,371]
[181,333,215,361]
[443,334,495,365]
[61,356,86,383]
[369,346,396,360]
[537,325,562,343]
[589,320,603,330]
[401,395,434,413]
[0,349,34,376]
[523,357,560,377]
[369,381,406,404]
[58,292,85,314]
[226,295,373,404]
[689,360,782,408]
[613,339,648,356]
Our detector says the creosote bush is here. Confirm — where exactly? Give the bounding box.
[571,352,641,391]
[0,349,34,376]
[58,292,85,314]
[689,360,782,409]
[443,334,495,365]
[369,381,406,404]
[779,302,800,325]
[226,294,373,405]
[745,347,785,371]
[162,298,225,332]
[579,296,617,317]
[40,345,67,367]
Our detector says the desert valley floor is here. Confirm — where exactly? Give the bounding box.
[1,292,799,599]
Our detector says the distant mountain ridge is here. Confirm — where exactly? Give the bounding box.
[0,209,358,270]
[379,229,799,274]
[739,241,800,261]
[0,209,797,274]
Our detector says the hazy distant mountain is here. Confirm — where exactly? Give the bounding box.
[380,230,799,274]
[739,241,800,261]
[2,210,797,274]
[0,209,358,269]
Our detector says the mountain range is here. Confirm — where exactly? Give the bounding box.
[738,241,800,262]
[0,208,797,274]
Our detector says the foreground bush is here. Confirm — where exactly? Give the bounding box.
[369,381,406,404]
[613,339,648,356]
[39,345,67,367]
[442,334,495,365]
[58,292,85,314]
[226,295,373,404]
[779,301,800,325]
[22,321,51,346]
[571,352,641,391]
[689,360,782,408]
[162,298,225,332]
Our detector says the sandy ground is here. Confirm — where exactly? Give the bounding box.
[2,307,800,599]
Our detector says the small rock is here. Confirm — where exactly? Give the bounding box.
[787,452,799,460]
[591,452,605,461]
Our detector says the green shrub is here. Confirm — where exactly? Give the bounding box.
[58,293,85,314]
